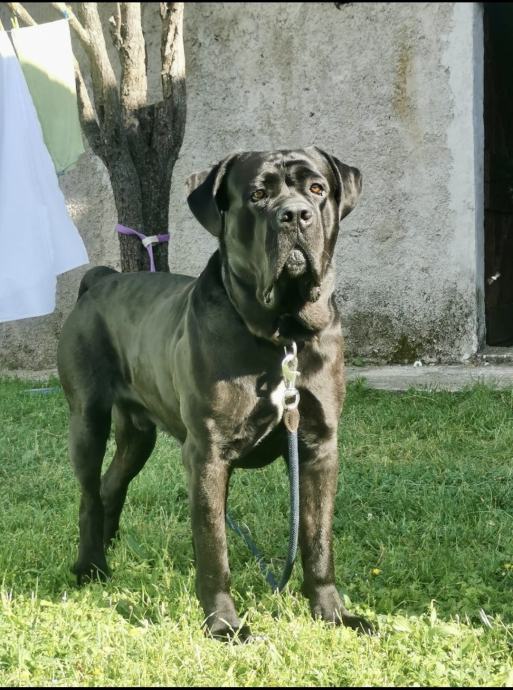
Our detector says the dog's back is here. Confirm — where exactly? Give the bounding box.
[77,266,118,300]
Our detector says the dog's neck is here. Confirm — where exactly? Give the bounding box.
[214,250,340,345]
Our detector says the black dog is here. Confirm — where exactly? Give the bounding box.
[57,147,371,640]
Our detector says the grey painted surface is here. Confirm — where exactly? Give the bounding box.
[0,2,485,369]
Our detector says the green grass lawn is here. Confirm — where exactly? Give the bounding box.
[2,377,513,686]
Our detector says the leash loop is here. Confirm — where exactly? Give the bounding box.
[115,224,170,273]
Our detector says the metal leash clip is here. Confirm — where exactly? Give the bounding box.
[282,341,300,410]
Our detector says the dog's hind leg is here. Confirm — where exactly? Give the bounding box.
[69,400,112,584]
[100,405,156,547]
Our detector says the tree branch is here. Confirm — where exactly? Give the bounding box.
[75,69,103,159]
[108,2,122,52]
[160,2,185,103]
[50,2,90,48]
[157,2,186,176]
[77,3,120,132]
[5,2,36,26]
[119,2,147,112]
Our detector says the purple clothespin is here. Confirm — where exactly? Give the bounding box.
[116,224,170,272]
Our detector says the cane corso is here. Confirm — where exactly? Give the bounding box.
[57,146,371,640]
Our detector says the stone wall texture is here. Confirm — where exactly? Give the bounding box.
[0,2,484,368]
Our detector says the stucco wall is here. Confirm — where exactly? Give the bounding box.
[0,2,484,369]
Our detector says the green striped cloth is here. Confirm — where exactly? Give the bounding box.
[11,18,85,173]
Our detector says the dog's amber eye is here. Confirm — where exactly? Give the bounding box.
[310,183,324,195]
[250,189,266,202]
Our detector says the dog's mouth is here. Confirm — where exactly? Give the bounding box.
[274,312,318,341]
[261,245,322,308]
[284,247,308,278]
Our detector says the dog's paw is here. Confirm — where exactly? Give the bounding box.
[307,585,374,635]
[72,559,111,586]
[338,610,374,636]
[103,529,121,550]
[203,604,251,643]
[206,619,252,643]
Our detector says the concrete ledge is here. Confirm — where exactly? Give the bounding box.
[0,368,58,382]
[1,365,513,393]
[345,365,513,391]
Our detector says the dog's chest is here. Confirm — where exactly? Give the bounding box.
[212,377,287,458]
[268,380,286,424]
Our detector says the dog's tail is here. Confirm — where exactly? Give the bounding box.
[77,266,118,301]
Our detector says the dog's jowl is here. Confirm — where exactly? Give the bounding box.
[57,147,372,640]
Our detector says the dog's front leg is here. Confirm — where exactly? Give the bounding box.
[183,443,249,641]
[299,440,373,634]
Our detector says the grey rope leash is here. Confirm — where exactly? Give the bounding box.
[226,342,300,593]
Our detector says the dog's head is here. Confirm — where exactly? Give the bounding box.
[186,147,361,340]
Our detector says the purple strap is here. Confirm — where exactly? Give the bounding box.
[116,223,170,272]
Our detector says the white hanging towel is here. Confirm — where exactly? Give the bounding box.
[0,31,89,323]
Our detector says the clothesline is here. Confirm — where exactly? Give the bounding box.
[0,14,69,34]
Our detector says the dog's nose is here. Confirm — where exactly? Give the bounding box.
[278,203,313,229]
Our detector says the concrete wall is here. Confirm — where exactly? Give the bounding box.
[0,2,484,369]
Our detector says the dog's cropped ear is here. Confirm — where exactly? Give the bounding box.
[185,154,238,237]
[312,147,362,220]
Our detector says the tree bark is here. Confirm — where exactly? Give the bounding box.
[6,2,186,273]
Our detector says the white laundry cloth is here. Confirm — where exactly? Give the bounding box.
[0,31,89,323]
